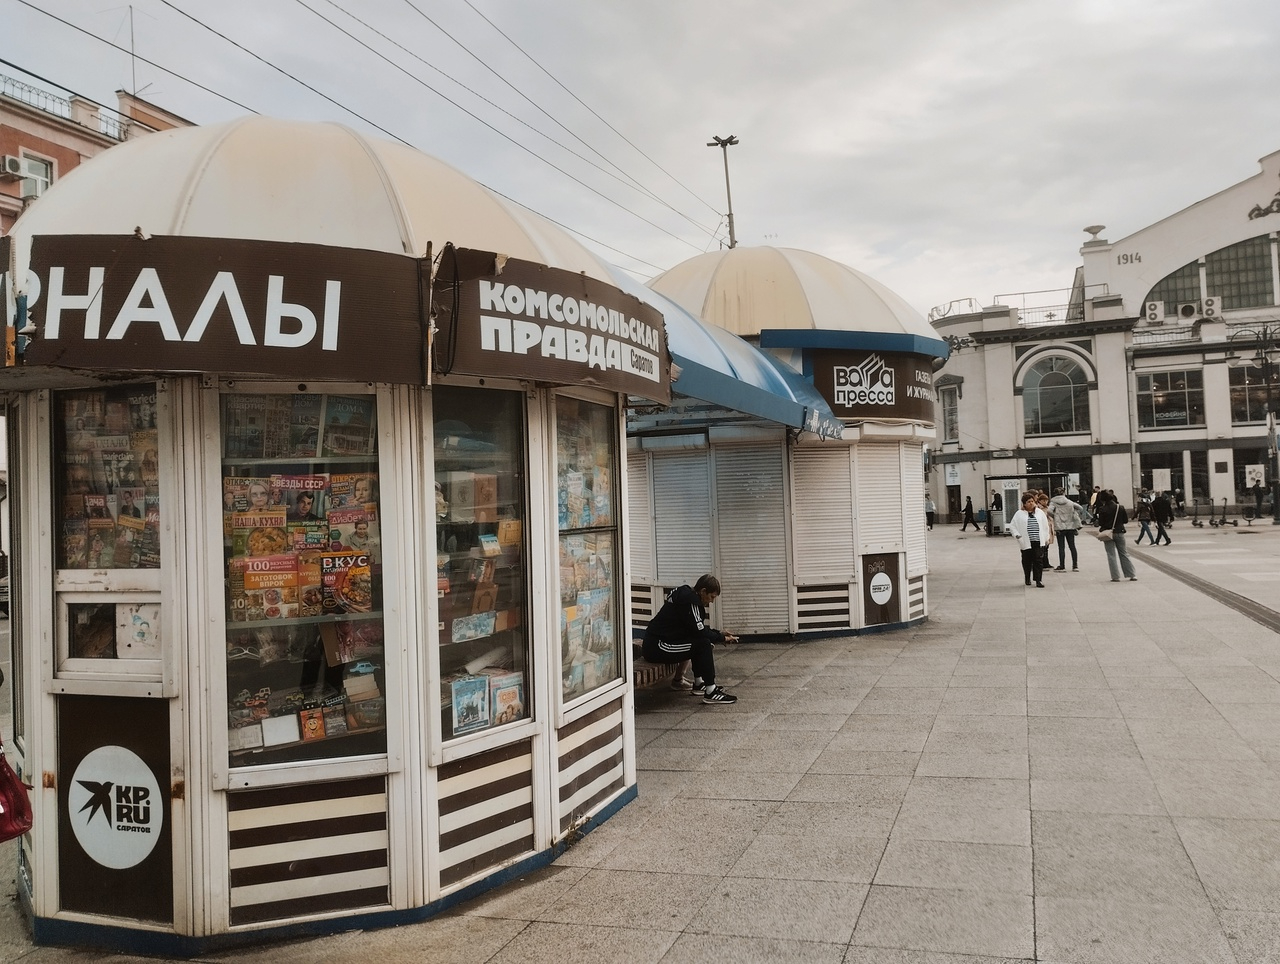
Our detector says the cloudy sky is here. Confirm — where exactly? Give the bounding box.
[5,0,1280,318]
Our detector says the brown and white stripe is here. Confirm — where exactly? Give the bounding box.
[556,699,624,833]
[437,741,535,889]
[227,776,390,926]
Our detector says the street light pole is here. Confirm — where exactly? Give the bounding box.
[1229,324,1280,524]
[707,134,739,249]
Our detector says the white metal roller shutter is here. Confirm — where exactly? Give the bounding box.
[714,442,790,634]
[627,451,654,582]
[652,451,713,584]
[792,445,855,583]
[903,443,928,576]
[856,442,904,552]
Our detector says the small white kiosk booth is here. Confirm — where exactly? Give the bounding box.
[630,246,949,637]
[0,118,680,954]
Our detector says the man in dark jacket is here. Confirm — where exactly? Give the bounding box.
[642,574,739,705]
[1152,491,1173,545]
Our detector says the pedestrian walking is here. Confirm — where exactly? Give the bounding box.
[1133,498,1155,545]
[1035,491,1055,569]
[1008,492,1049,588]
[1095,490,1138,582]
[1152,491,1173,545]
[1048,487,1084,570]
[925,495,936,530]
[960,495,979,531]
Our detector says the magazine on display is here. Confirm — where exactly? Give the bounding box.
[87,517,115,567]
[320,395,377,457]
[113,514,145,568]
[288,394,324,457]
[327,506,379,561]
[330,473,378,509]
[231,510,289,557]
[450,675,490,735]
[63,519,88,568]
[271,474,329,520]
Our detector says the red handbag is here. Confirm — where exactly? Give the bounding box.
[0,730,33,842]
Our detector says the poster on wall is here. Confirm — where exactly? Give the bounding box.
[944,464,960,486]
[1152,468,1172,494]
[862,554,900,626]
[58,695,173,923]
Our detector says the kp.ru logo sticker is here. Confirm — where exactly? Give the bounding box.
[68,746,163,869]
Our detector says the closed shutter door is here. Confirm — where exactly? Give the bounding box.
[903,443,928,576]
[792,445,855,583]
[714,442,790,634]
[653,451,713,584]
[856,443,904,552]
[627,451,654,582]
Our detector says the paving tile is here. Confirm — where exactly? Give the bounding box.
[729,831,886,883]
[851,885,1034,959]
[681,769,802,801]
[487,921,676,964]
[687,876,866,943]
[786,773,912,806]
[664,933,849,964]
[1126,719,1261,762]
[809,748,922,775]
[914,751,1029,780]
[874,837,1032,894]
[1147,760,1280,819]
[1217,910,1280,964]
[1032,811,1207,907]
[1034,895,1234,964]
[536,868,719,929]
[903,776,1028,811]
[1030,777,1167,816]
[1175,817,1280,912]
[764,800,899,838]
[891,802,1031,846]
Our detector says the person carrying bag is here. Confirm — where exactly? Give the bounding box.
[0,728,33,843]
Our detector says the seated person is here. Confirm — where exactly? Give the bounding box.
[642,574,739,705]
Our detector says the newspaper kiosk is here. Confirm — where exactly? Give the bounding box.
[0,117,671,954]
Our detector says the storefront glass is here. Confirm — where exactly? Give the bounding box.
[55,386,162,570]
[433,387,529,739]
[220,392,387,765]
[555,396,620,702]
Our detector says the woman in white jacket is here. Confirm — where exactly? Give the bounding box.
[1008,492,1050,588]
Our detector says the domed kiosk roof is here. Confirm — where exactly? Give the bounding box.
[648,246,946,356]
[7,116,611,277]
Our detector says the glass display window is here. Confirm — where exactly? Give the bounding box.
[433,386,529,741]
[554,395,620,703]
[220,392,387,766]
[55,385,162,571]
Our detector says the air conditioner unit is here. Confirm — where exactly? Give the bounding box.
[0,155,22,180]
[1143,301,1164,324]
[1176,301,1200,320]
[1202,296,1221,319]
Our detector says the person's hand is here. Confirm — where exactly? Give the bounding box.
[723,632,739,645]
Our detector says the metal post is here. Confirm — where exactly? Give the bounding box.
[1267,332,1280,523]
[707,135,739,249]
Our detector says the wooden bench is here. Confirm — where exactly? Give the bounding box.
[631,641,676,689]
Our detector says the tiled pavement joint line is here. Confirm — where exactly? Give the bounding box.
[1135,546,1280,634]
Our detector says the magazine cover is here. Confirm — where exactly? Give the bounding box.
[329,473,378,509]
[288,394,324,457]
[138,498,162,569]
[63,519,88,568]
[125,387,158,430]
[299,707,326,742]
[320,395,377,457]
[260,394,296,459]
[104,398,131,435]
[130,429,160,488]
[482,669,525,726]
[113,514,146,568]
[230,510,288,556]
[87,517,116,567]
[241,554,299,621]
[271,474,329,521]
[94,440,141,492]
[451,675,490,735]
[116,486,145,521]
[327,506,379,561]
[320,550,375,614]
[298,550,324,617]
[222,394,265,458]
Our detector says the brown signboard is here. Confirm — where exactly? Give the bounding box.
[810,349,935,423]
[16,235,427,383]
[434,247,671,404]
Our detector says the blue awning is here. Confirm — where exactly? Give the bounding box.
[606,268,843,440]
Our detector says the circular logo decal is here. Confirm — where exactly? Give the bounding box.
[68,745,163,869]
[869,572,893,605]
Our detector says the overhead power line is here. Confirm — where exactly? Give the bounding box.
[394,0,716,236]
[307,0,716,243]
[461,0,723,220]
[6,2,673,272]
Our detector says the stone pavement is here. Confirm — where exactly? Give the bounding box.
[2,521,1279,962]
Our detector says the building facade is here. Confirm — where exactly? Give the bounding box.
[931,150,1280,524]
[2,70,187,236]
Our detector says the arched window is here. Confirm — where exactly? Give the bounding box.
[1023,357,1089,436]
